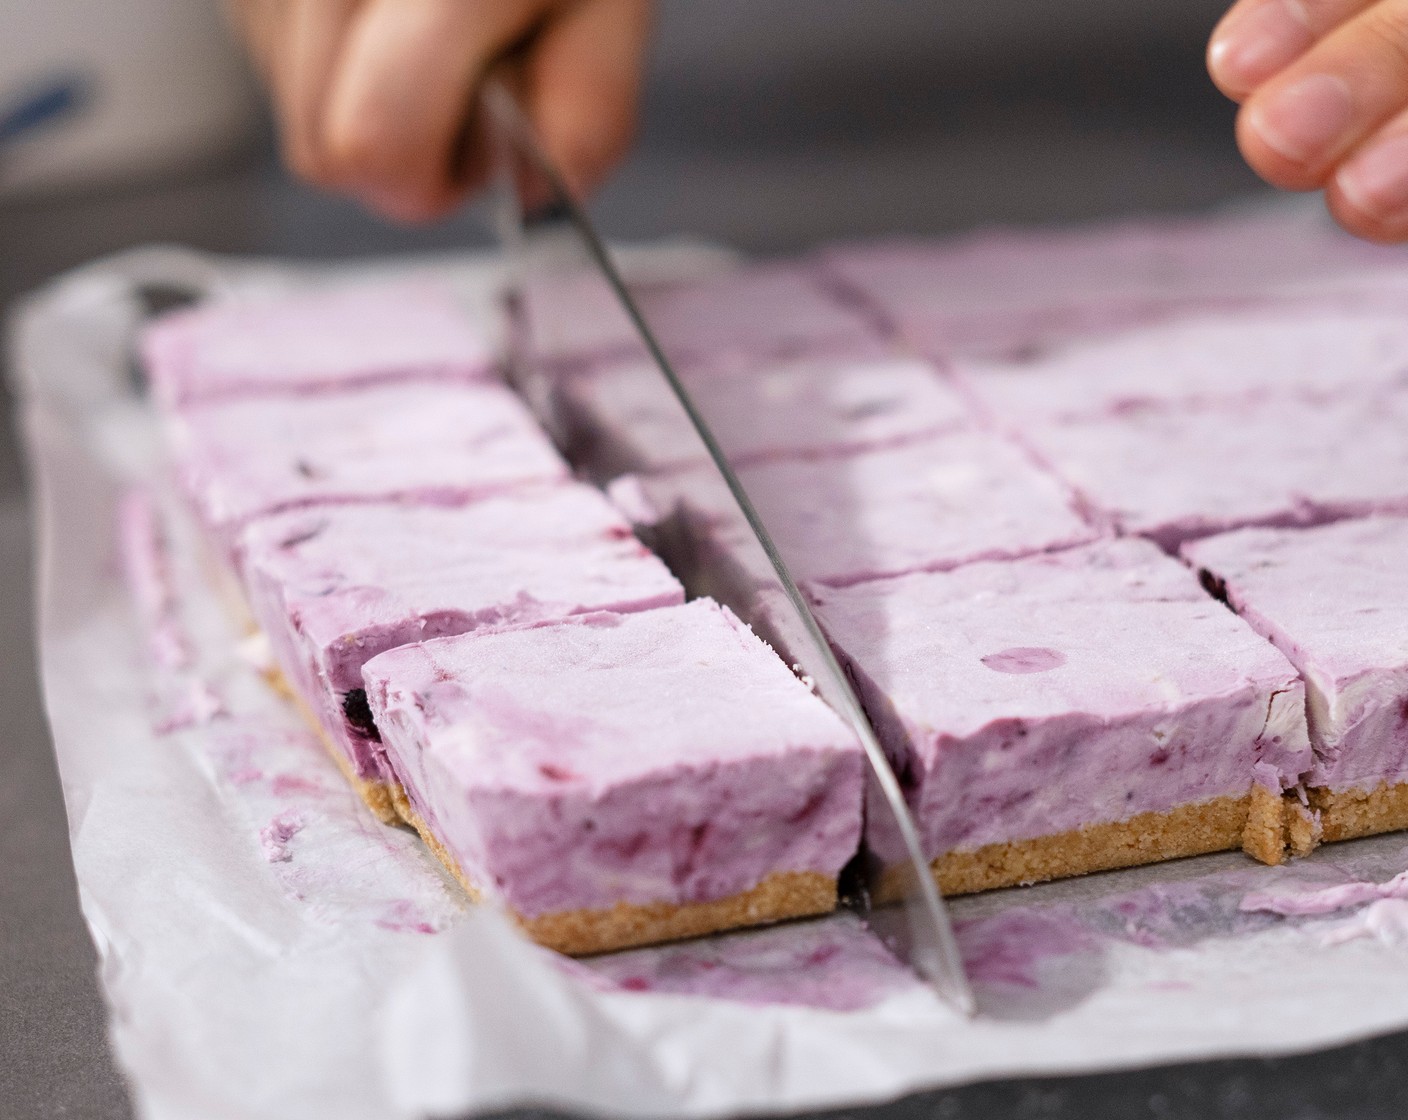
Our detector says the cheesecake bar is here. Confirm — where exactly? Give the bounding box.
[171,380,568,566]
[1016,385,1408,549]
[362,599,864,954]
[818,211,1406,358]
[809,539,1312,894]
[558,346,971,477]
[702,431,1097,589]
[531,262,875,370]
[634,262,880,366]
[1184,517,1408,846]
[239,487,685,818]
[141,282,496,407]
[960,305,1408,427]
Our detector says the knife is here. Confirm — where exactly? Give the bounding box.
[483,81,974,1017]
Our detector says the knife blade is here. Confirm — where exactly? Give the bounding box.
[483,80,974,1016]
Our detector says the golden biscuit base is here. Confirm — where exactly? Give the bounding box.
[875,793,1254,902]
[934,794,1256,896]
[1311,780,1408,843]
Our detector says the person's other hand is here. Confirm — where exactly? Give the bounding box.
[229,0,653,222]
[1209,0,1408,241]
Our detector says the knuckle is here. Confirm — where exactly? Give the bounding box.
[1363,5,1408,72]
[322,115,385,184]
[282,135,329,186]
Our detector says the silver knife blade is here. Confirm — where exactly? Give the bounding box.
[483,80,974,1016]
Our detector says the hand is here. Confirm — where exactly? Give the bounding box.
[229,0,654,222]
[1209,0,1408,242]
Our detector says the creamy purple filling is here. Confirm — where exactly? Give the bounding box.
[239,487,685,783]
[1184,518,1408,793]
[810,539,1312,859]
[141,281,497,407]
[363,601,864,918]
[172,380,568,567]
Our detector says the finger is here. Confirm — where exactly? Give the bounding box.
[523,0,654,199]
[322,0,549,222]
[1208,0,1377,99]
[1328,109,1408,238]
[273,0,363,184]
[1236,0,1408,190]
[226,0,285,85]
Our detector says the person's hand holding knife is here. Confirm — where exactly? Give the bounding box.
[228,0,653,222]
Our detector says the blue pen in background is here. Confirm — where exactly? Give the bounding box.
[0,75,90,152]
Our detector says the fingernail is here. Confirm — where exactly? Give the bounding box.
[1210,0,1314,93]
[1338,133,1408,219]
[1247,73,1355,164]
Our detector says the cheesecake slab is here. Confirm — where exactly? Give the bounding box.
[172,380,567,564]
[240,486,685,797]
[363,599,864,954]
[810,539,1312,891]
[1184,518,1408,842]
[142,282,496,407]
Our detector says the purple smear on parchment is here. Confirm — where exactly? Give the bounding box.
[374,899,440,935]
[1241,870,1408,917]
[955,909,1094,988]
[584,915,921,1011]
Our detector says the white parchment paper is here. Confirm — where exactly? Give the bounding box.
[14,244,1408,1120]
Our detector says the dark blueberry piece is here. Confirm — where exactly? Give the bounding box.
[341,689,381,742]
[1198,568,1231,607]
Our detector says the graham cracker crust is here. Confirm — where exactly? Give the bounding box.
[1243,784,1320,865]
[389,785,836,955]
[922,794,1255,897]
[1310,780,1408,844]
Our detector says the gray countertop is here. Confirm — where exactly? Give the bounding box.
[5,4,1408,1115]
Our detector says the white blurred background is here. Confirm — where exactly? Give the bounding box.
[0,0,258,196]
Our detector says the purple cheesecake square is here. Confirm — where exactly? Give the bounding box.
[810,539,1312,861]
[141,282,497,407]
[1184,517,1408,795]
[171,380,568,564]
[634,262,880,366]
[1017,386,1408,550]
[558,346,972,477]
[691,431,1096,589]
[240,486,685,785]
[819,211,1408,358]
[960,305,1408,427]
[529,262,875,370]
[363,599,864,950]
